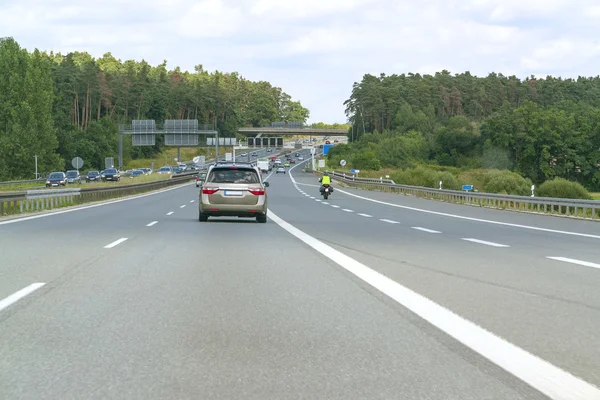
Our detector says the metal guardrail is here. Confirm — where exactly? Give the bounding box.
[312,170,600,221]
[0,173,196,217]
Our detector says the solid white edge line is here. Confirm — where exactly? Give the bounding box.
[104,238,128,249]
[462,238,510,248]
[412,227,441,233]
[0,182,192,226]
[380,219,400,224]
[547,257,600,270]
[166,212,174,215]
[266,209,600,399]
[333,187,600,240]
[146,221,158,227]
[0,283,46,312]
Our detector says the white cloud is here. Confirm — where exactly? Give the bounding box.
[1,0,599,123]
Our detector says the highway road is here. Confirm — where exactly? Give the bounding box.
[1,148,599,399]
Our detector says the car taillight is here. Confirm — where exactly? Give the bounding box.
[202,187,219,195]
[248,188,265,196]
[195,177,199,181]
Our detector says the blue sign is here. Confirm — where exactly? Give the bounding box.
[350,169,356,173]
[462,185,473,191]
[323,143,333,155]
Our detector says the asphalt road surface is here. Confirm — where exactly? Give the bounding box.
[1,150,599,399]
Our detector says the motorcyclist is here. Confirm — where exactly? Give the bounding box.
[319,172,333,194]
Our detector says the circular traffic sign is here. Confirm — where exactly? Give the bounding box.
[340,159,347,167]
[71,157,84,169]
[193,156,201,164]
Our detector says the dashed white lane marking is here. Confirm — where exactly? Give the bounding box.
[331,205,340,208]
[0,283,46,312]
[180,205,186,208]
[315,199,322,202]
[358,213,373,218]
[380,219,400,224]
[190,200,195,203]
[322,202,329,205]
[342,209,354,213]
[166,212,174,215]
[266,209,600,400]
[462,238,510,248]
[146,221,158,227]
[310,196,315,199]
[412,227,441,233]
[547,257,600,270]
[104,238,128,249]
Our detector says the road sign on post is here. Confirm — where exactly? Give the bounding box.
[462,185,473,192]
[72,157,84,170]
[340,159,347,167]
[225,152,232,161]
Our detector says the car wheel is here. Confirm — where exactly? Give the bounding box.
[256,214,267,223]
[199,211,208,222]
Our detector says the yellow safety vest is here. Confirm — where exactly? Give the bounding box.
[322,175,331,185]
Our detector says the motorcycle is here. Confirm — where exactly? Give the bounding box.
[320,183,333,200]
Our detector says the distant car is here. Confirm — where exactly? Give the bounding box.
[86,171,101,182]
[295,152,300,157]
[65,170,81,184]
[275,167,286,174]
[241,153,248,157]
[130,169,144,178]
[196,171,207,187]
[46,172,66,187]
[289,159,295,164]
[103,168,120,182]
[198,164,270,223]
[251,152,257,157]
[298,156,304,161]
[284,162,290,167]
[173,167,184,174]
[158,166,171,174]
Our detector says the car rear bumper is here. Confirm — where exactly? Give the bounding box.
[199,203,267,217]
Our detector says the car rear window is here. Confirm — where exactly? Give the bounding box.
[49,173,63,178]
[105,168,117,173]
[207,168,260,184]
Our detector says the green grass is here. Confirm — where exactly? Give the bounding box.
[591,192,600,200]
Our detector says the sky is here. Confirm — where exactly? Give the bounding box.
[1,0,600,123]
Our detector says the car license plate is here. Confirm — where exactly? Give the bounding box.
[224,190,243,196]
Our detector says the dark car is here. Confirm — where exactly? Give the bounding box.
[86,171,101,182]
[103,168,120,182]
[46,172,66,187]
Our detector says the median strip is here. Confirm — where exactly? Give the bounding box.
[104,238,128,249]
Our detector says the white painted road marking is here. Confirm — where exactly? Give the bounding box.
[315,199,322,202]
[180,205,186,208]
[332,187,600,240]
[190,200,195,203]
[0,283,45,312]
[547,257,600,270]
[104,238,128,249]
[322,202,329,205]
[310,196,315,199]
[342,209,354,213]
[380,219,400,224]
[462,238,510,248]
[166,211,174,216]
[146,221,158,227]
[358,213,373,218]
[412,227,441,233]
[331,205,340,208]
[267,209,600,400]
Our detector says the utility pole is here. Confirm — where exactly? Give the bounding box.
[34,155,38,179]
[215,131,219,161]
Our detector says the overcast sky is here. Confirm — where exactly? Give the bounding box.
[1,0,600,123]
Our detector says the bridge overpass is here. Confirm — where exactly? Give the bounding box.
[237,127,348,136]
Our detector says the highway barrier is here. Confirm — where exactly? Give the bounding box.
[0,172,197,217]
[312,170,600,221]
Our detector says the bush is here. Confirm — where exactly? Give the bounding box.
[390,166,461,190]
[536,178,593,200]
[482,170,532,196]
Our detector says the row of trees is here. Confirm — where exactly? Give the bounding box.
[0,37,310,180]
[337,71,600,190]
